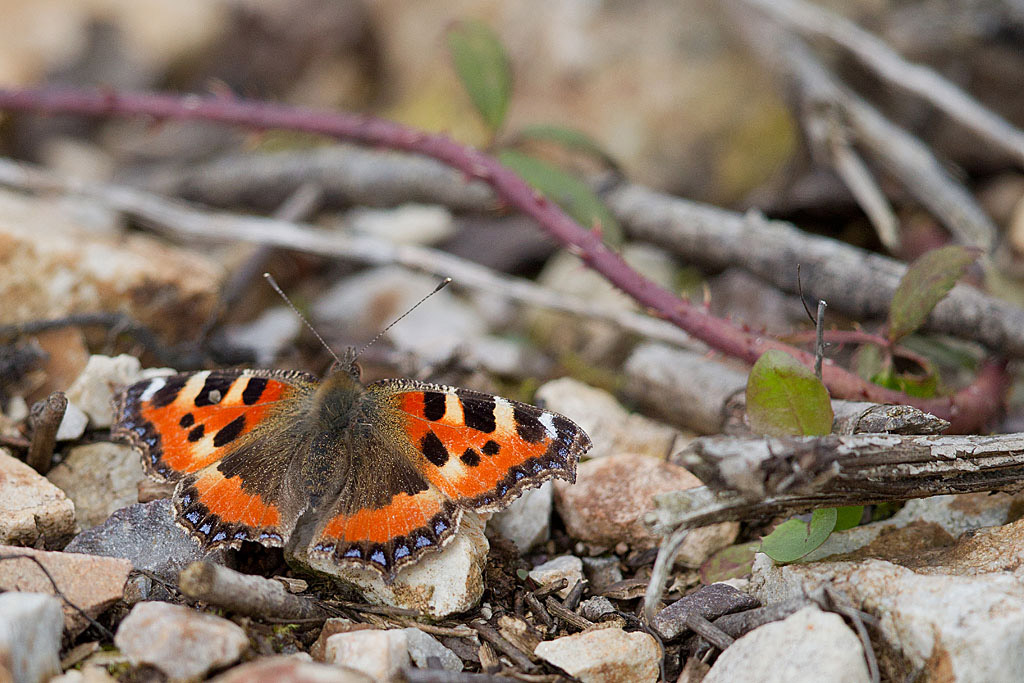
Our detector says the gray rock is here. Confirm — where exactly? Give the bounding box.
[64,499,213,583]
[64,354,143,428]
[221,306,301,366]
[534,627,660,683]
[489,482,552,552]
[401,628,464,671]
[115,602,249,681]
[347,203,456,245]
[47,442,145,530]
[0,449,76,547]
[581,556,623,590]
[702,606,870,683]
[0,592,63,683]
[653,582,759,641]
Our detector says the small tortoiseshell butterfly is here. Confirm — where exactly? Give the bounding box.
[112,362,591,581]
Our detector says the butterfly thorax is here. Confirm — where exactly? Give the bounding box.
[298,369,367,502]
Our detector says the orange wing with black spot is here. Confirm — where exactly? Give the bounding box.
[113,369,318,549]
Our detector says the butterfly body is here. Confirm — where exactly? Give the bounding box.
[113,365,590,581]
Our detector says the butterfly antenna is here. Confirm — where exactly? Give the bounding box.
[263,273,345,366]
[354,277,452,361]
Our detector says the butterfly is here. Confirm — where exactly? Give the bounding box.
[111,362,591,581]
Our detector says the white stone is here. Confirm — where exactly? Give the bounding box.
[115,601,249,681]
[0,592,63,683]
[55,401,89,441]
[222,306,301,366]
[534,627,659,683]
[295,512,488,618]
[347,204,456,245]
[489,482,552,551]
[311,266,487,365]
[324,630,410,682]
[401,628,463,671]
[48,442,146,529]
[529,555,584,598]
[0,449,76,546]
[703,606,869,683]
[64,354,144,428]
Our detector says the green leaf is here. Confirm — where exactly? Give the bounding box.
[760,508,838,563]
[834,505,864,531]
[700,541,760,584]
[447,20,512,133]
[498,149,623,245]
[516,124,619,169]
[888,246,981,343]
[871,367,939,398]
[746,349,834,437]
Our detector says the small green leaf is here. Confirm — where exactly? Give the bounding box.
[498,149,623,245]
[447,20,512,133]
[760,508,838,563]
[888,246,981,343]
[516,124,619,169]
[834,505,864,531]
[700,541,760,584]
[746,349,834,437]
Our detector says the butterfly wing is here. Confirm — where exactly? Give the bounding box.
[382,380,591,509]
[304,378,590,580]
[112,369,319,549]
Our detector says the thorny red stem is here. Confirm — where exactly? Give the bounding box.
[0,87,1008,432]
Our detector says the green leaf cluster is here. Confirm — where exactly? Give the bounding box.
[447,21,622,244]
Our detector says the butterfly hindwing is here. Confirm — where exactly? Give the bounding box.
[377,380,591,511]
[113,368,319,549]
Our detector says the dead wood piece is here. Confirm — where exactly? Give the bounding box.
[683,612,734,651]
[831,402,949,436]
[524,592,553,631]
[686,598,813,658]
[544,597,594,632]
[746,0,1024,169]
[529,578,569,601]
[178,562,330,621]
[730,0,997,253]
[471,621,538,673]
[27,391,66,474]
[652,583,760,642]
[605,182,1024,357]
[562,579,586,612]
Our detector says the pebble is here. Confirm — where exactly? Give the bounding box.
[702,606,870,683]
[529,555,584,598]
[292,511,487,618]
[47,442,145,530]
[554,453,738,562]
[115,601,249,681]
[489,482,552,552]
[323,629,410,682]
[64,499,216,583]
[221,306,301,366]
[209,656,373,683]
[401,628,464,671]
[0,592,63,683]
[535,378,686,461]
[64,354,144,428]
[653,582,759,641]
[55,401,89,441]
[579,596,618,621]
[534,627,660,683]
[312,266,486,364]
[0,449,76,547]
[0,545,132,635]
[346,203,456,245]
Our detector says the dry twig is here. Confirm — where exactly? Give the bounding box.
[178,562,332,621]
[26,391,66,474]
